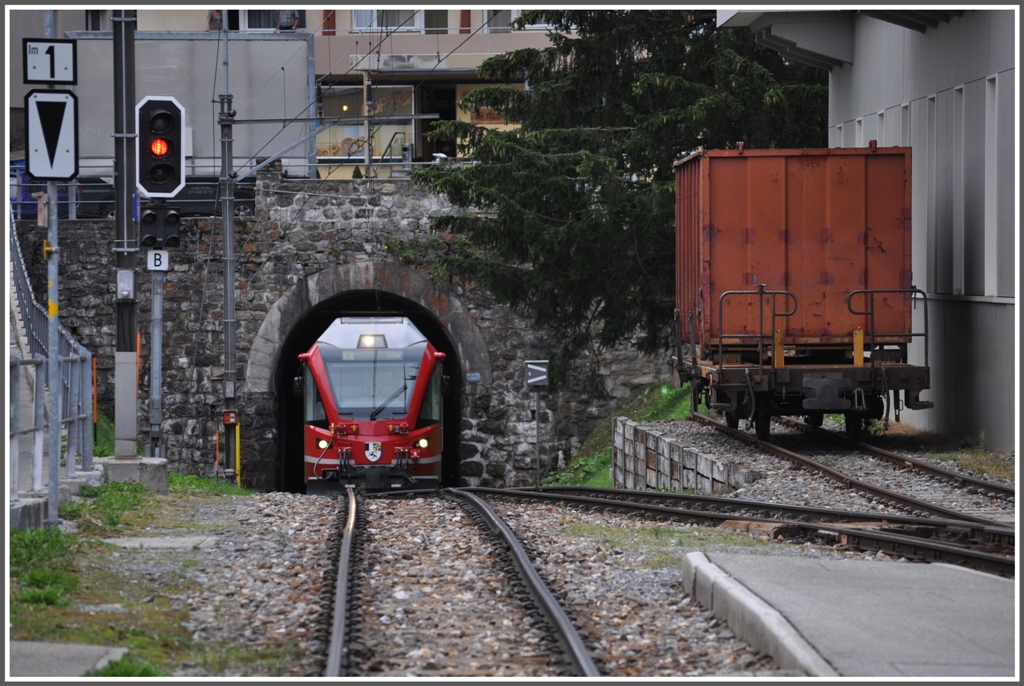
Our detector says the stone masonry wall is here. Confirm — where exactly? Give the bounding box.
[612,418,760,494]
[15,174,671,491]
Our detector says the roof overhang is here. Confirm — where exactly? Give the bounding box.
[718,9,964,71]
[719,10,853,71]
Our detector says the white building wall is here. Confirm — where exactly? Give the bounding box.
[828,11,1016,450]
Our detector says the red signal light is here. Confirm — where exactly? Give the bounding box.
[150,138,170,156]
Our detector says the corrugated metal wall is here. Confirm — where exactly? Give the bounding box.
[827,11,1015,450]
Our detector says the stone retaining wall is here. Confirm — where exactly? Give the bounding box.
[14,174,671,490]
[612,418,760,494]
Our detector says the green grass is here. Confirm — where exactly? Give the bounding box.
[92,411,115,458]
[61,481,150,529]
[59,474,253,535]
[557,516,773,570]
[85,655,169,677]
[543,383,692,487]
[169,472,253,497]
[10,527,79,607]
[9,472,272,676]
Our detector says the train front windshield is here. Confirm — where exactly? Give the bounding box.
[321,345,425,419]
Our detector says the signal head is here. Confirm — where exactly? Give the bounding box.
[140,208,159,247]
[136,96,186,198]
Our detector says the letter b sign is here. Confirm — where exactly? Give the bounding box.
[147,249,170,271]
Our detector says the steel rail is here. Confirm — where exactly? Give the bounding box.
[444,487,602,677]
[324,486,357,677]
[774,416,1015,499]
[465,487,1014,548]
[468,487,1014,578]
[522,486,1015,540]
[817,524,1015,578]
[693,412,1008,528]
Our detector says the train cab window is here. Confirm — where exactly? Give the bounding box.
[417,365,442,427]
[303,365,328,426]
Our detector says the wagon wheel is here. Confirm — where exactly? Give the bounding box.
[689,379,702,418]
[725,411,740,429]
[844,413,862,441]
[754,410,771,441]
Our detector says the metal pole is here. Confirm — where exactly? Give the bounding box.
[364,74,372,179]
[33,354,45,491]
[220,29,237,477]
[81,351,93,471]
[113,10,138,459]
[535,389,540,489]
[43,11,61,526]
[66,356,79,478]
[10,358,20,504]
[46,182,61,525]
[149,270,163,457]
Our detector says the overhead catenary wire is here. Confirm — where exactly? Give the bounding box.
[235,11,508,294]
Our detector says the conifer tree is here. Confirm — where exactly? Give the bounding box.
[413,10,827,384]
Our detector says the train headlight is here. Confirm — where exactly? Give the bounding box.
[317,438,330,450]
[358,334,387,348]
[416,438,429,449]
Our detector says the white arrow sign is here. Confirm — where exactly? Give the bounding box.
[26,89,78,181]
[526,360,549,386]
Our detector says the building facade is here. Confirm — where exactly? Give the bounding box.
[719,9,1017,451]
[9,9,550,180]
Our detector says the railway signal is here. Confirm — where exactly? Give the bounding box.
[138,204,181,249]
[136,95,185,198]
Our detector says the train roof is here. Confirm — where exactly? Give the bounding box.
[316,317,428,350]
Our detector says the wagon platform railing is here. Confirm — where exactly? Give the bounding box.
[715,284,798,378]
[845,288,930,369]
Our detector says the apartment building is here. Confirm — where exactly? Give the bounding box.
[9,9,552,179]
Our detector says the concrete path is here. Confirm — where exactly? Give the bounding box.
[683,551,1017,677]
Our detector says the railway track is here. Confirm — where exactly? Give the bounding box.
[692,412,1015,528]
[774,416,1015,501]
[322,487,599,677]
[465,487,1013,578]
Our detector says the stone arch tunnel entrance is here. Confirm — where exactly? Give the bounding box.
[274,290,463,493]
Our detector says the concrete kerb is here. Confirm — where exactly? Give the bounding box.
[680,551,839,677]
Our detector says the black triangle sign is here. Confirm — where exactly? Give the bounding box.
[37,100,67,166]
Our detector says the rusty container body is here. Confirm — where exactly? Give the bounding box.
[675,147,912,356]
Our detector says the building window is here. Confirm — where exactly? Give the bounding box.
[316,85,415,161]
[424,10,448,34]
[353,9,421,32]
[485,10,549,33]
[222,10,305,32]
[85,10,107,31]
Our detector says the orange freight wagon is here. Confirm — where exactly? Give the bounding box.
[673,143,931,440]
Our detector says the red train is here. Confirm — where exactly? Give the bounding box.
[296,317,446,493]
[673,144,932,440]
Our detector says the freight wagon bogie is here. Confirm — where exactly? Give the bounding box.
[674,145,932,441]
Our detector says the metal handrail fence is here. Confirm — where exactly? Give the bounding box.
[9,211,95,506]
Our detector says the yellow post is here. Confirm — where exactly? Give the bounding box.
[774,330,785,368]
[853,328,864,367]
[235,423,241,487]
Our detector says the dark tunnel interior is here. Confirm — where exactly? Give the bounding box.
[273,290,463,493]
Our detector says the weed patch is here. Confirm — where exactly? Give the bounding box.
[85,655,169,677]
[544,383,692,487]
[10,527,79,607]
[558,517,772,570]
[169,472,253,497]
[64,481,152,532]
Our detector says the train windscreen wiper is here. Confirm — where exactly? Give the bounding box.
[369,384,407,421]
